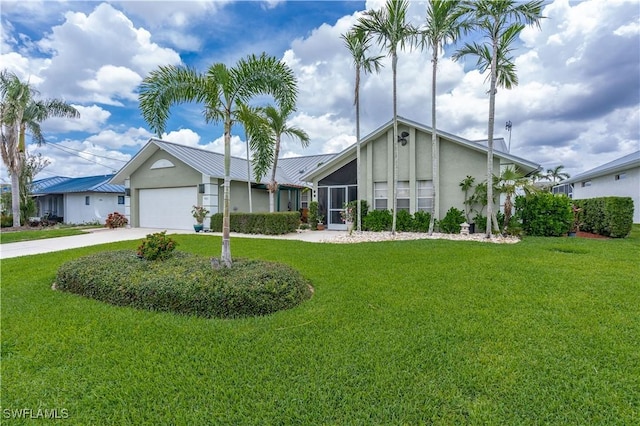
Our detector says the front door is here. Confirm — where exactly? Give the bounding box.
[328,186,348,230]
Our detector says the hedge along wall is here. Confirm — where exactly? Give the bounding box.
[210,212,300,235]
[573,197,634,238]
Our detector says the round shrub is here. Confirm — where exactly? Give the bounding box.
[136,231,177,261]
[55,251,312,318]
[439,207,465,234]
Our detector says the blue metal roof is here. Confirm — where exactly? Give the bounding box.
[32,174,124,195]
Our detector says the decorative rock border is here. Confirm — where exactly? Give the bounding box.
[320,231,520,244]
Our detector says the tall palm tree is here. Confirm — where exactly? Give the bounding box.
[546,164,570,184]
[420,0,470,235]
[356,0,416,234]
[0,70,79,227]
[252,104,309,213]
[454,0,543,238]
[138,54,297,267]
[341,27,383,233]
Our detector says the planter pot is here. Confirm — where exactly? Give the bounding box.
[316,223,325,231]
[469,223,475,234]
[568,231,576,237]
[193,224,203,233]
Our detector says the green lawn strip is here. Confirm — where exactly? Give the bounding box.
[1,232,639,424]
[0,227,89,244]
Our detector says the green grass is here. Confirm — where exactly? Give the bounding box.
[2,227,639,424]
[0,227,89,244]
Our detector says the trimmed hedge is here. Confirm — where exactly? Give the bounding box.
[55,251,312,318]
[210,212,300,235]
[515,192,572,236]
[573,197,633,238]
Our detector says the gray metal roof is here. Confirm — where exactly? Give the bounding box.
[32,175,124,195]
[563,150,640,184]
[111,138,336,188]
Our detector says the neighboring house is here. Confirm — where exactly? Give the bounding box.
[32,174,125,224]
[303,116,540,230]
[110,138,334,230]
[555,150,640,223]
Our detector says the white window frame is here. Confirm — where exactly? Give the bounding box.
[374,182,388,210]
[300,191,309,209]
[397,181,410,212]
[417,180,434,212]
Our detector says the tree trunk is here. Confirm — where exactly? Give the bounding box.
[428,49,438,235]
[10,166,21,227]
[486,38,499,238]
[355,68,362,233]
[269,136,281,213]
[246,136,253,213]
[221,118,233,268]
[391,52,398,235]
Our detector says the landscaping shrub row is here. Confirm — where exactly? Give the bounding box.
[210,212,300,235]
[362,210,432,232]
[515,192,573,237]
[55,250,312,318]
[573,196,633,238]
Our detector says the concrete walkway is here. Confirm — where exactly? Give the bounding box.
[0,227,344,259]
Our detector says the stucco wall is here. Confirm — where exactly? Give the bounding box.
[572,166,640,223]
[64,193,124,224]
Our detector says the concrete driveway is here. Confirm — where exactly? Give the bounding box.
[0,227,343,259]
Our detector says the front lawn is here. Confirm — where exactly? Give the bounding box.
[0,227,89,244]
[1,229,639,424]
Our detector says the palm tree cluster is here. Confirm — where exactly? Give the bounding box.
[0,70,79,227]
[342,0,544,237]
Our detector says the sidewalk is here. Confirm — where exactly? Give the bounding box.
[0,228,344,259]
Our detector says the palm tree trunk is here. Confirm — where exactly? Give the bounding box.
[486,39,498,238]
[355,68,362,233]
[10,166,21,227]
[391,52,398,235]
[269,136,281,213]
[221,118,232,267]
[428,50,438,235]
[245,137,253,213]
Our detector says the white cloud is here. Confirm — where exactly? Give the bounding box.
[42,105,111,134]
[161,129,202,147]
[84,127,153,150]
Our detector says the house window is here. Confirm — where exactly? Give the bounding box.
[581,180,591,187]
[615,172,626,181]
[397,181,410,211]
[85,196,90,205]
[301,191,309,209]
[374,182,388,210]
[417,180,434,212]
[118,195,125,204]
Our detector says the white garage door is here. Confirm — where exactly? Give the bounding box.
[139,187,197,230]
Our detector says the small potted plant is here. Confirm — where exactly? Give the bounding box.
[192,205,209,233]
[341,201,356,235]
[316,215,325,231]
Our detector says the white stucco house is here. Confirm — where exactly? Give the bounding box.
[32,174,126,224]
[554,150,640,223]
[110,117,540,231]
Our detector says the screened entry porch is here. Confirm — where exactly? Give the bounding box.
[316,159,359,230]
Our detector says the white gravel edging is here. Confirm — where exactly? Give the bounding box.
[319,231,519,244]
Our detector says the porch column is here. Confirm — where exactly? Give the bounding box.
[124,178,131,228]
[409,127,417,213]
[201,174,218,230]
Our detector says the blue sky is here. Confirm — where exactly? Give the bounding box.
[1,0,638,183]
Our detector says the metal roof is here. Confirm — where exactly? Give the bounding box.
[303,116,540,180]
[563,150,640,184]
[111,138,337,188]
[32,174,124,195]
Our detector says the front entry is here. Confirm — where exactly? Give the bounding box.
[318,185,357,230]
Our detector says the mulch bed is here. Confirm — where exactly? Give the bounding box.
[576,231,609,239]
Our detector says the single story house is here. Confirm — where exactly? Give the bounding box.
[303,116,540,230]
[554,150,639,223]
[110,138,334,230]
[32,174,125,224]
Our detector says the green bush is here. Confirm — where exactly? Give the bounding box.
[573,197,633,238]
[396,210,413,232]
[308,201,319,230]
[363,209,392,231]
[412,210,431,232]
[473,213,487,233]
[136,231,178,261]
[1,214,13,228]
[55,251,312,318]
[439,207,465,234]
[515,192,572,236]
[210,212,299,235]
